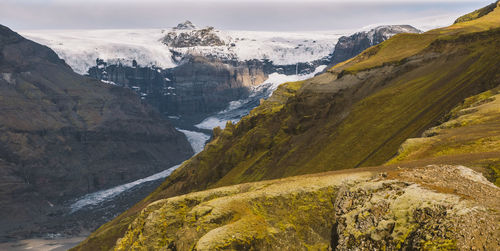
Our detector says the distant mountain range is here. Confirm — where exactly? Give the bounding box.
[21,23,420,122]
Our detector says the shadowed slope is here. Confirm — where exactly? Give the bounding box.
[0,24,193,240]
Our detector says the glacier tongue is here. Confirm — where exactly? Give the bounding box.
[69,164,181,213]
[176,128,211,154]
[195,65,327,130]
[69,128,210,213]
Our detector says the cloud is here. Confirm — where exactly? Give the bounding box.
[0,0,493,30]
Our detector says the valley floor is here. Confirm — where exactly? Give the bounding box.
[0,236,86,251]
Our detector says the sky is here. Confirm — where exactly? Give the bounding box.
[0,0,494,31]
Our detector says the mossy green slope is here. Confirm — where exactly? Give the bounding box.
[387,87,500,186]
[117,165,499,250]
[73,3,500,250]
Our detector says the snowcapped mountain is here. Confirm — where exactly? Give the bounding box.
[20,29,176,75]
[173,20,197,30]
[20,22,350,74]
[359,25,421,44]
[19,22,421,128]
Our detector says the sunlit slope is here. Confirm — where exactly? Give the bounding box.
[387,87,500,186]
[73,3,500,250]
[115,165,499,250]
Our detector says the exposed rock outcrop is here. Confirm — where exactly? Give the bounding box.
[0,24,193,240]
[162,26,225,48]
[113,165,499,250]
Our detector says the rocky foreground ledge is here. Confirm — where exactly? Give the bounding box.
[112,165,499,250]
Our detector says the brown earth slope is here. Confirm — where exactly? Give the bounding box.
[0,25,193,239]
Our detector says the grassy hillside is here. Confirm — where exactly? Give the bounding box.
[118,165,500,250]
[73,2,500,250]
[387,87,500,186]
[454,0,499,24]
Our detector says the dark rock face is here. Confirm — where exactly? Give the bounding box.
[328,25,421,67]
[162,26,225,47]
[88,56,268,119]
[0,24,193,239]
[166,56,267,116]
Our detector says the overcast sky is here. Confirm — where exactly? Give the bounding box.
[0,0,494,31]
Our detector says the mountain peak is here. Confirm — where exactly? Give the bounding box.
[174,20,197,30]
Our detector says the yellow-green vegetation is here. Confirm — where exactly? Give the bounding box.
[73,3,500,250]
[114,170,374,250]
[388,87,500,186]
[113,165,499,250]
[454,1,499,24]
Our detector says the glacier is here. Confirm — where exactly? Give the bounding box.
[20,28,347,74]
[195,65,327,130]
[69,128,210,213]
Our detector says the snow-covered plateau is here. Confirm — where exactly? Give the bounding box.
[19,16,456,76]
[20,27,350,74]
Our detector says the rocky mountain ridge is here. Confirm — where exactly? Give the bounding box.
[0,24,193,240]
[327,25,421,68]
[173,20,197,30]
[162,26,225,47]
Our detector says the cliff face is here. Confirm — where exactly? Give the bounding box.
[166,56,267,116]
[72,3,500,250]
[0,25,193,239]
[88,56,268,118]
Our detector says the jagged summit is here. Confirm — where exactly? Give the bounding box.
[173,20,197,30]
[162,25,225,47]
